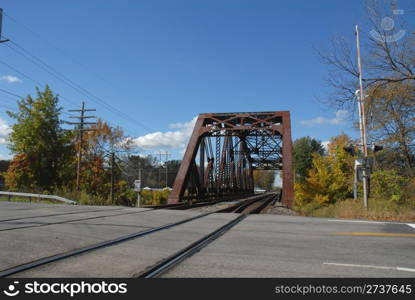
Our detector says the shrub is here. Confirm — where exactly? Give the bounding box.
[370,170,408,204]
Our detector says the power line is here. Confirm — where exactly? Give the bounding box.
[0,103,15,111]
[4,38,154,133]
[0,87,74,118]
[1,10,152,138]
[0,87,22,99]
[2,11,148,134]
[4,42,87,107]
[2,11,119,92]
[0,58,43,86]
[0,58,79,107]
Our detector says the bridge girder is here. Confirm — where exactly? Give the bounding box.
[168,111,294,208]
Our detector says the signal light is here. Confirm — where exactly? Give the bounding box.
[371,145,383,152]
[343,145,355,156]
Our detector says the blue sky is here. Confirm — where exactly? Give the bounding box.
[0,0,413,160]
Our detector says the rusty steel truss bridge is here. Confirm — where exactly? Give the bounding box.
[168,111,294,208]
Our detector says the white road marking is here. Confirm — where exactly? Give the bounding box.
[329,220,415,229]
[397,267,415,273]
[324,262,415,273]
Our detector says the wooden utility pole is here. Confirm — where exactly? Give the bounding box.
[164,151,170,187]
[155,151,163,188]
[355,25,369,208]
[110,152,115,204]
[155,151,170,187]
[67,101,96,191]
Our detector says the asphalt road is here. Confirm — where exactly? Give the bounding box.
[163,214,415,277]
[0,201,414,277]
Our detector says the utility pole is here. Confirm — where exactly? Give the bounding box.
[0,8,10,43]
[163,151,170,187]
[135,158,142,207]
[110,152,115,204]
[155,151,163,188]
[155,151,170,187]
[355,25,369,208]
[66,101,96,191]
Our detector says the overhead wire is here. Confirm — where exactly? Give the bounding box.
[0,57,80,107]
[1,11,155,141]
[2,11,119,92]
[4,39,154,133]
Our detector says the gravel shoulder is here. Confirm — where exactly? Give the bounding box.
[263,202,297,216]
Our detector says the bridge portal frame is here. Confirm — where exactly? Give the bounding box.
[168,111,294,208]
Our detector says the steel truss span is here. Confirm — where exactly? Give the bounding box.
[168,111,294,207]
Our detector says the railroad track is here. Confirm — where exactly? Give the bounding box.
[0,192,279,278]
[0,193,270,232]
[142,193,268,210]
[137,193,277,278]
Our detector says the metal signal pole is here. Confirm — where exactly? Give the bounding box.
[355,25,369,208]
[66,101,96,191]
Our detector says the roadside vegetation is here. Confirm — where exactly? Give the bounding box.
[294,0,415,221]
[0,86,180,206]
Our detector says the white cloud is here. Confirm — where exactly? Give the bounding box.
[321,141,330,151]
[300,110,347,126]
[131,117,197,150]
[1,75,22,83]
[0,117,11,145]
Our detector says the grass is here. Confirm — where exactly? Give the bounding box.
[297,198,415,222]
[0,196,65,205]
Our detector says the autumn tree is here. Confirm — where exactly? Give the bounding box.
[366,83,415,174]
[78,119,132,199]
[318,0,415,174]
[293,136,325,182]
[5,86,74,192]
[295,134,354,211]
[253,170,276,191]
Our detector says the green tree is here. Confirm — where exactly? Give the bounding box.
[253,170,275,191]
[295,134,354,212]
[5,86,74,192]
[293,136,325,182]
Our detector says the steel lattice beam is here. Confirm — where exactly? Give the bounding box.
[168,111,294,207]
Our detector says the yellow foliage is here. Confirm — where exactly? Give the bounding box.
[295,134,354,213]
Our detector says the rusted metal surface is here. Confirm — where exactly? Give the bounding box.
[168,111,294,208]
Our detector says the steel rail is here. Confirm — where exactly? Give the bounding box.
[0,208,152,232]
[0,193,278,277]
[249,194,276,214]
[143,193,269,210]
[137,193,279,278]
[0,207,127,223]
[137,214,247,278]
[0,211,216,277]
